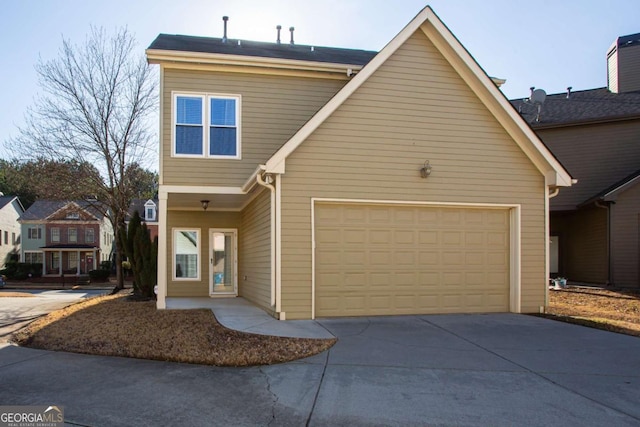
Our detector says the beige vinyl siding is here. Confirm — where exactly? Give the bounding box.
[279,30,546,319]
[618,44,640,93]
[239,188,272,311]
[538,120,640,210]
[611,183,640,287]
[551,206,608,284]
[162,69,345,186]
[166,210,241,297]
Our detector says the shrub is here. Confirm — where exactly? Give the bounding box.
[100,260,112,271]
[88,269,110,281]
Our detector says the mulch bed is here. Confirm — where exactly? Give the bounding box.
[11,293,335,366]
[544,287,640,337]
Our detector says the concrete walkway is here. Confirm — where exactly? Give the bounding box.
[166,297,334,339]
[1,314,639,426]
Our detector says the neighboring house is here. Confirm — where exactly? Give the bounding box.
[127,198,159,240]
[511,32,640,288]
[18,200,115,275]
[0,194,25,268]
[146,6,571,320]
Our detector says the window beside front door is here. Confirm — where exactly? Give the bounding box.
[173,228,200,280]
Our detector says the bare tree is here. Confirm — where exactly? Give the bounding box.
[9,27,157,292]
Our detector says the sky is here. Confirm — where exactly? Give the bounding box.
[1,0,639,162]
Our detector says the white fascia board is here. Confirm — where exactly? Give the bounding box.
[146,49,364,76]
[159,185,246,197]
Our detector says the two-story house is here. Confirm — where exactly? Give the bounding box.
[147,6,571,320]
[19,200,115,276]
[0,194,24,268]
[511,32,640,288]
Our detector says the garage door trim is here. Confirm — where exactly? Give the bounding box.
[311,198,521,319]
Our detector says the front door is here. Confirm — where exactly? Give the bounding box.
[209,229,238,296]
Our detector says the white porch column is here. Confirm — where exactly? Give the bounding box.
[41,253,46,276]
[77,250,81,275]
[157,190,168,309]
[92,249,97,271]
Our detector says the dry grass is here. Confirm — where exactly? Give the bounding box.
[11,293,335,366]
[0,292,35,297]
[545,287,640,336]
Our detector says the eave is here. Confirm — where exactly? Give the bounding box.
[146,49,364,79]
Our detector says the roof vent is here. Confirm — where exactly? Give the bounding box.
[289,26,295,45]
[222,16,229,43]
[276,25,282,44]
[566,86,572,99]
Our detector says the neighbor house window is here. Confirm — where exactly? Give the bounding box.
[51,228,60,243]
[24,252,43,264]
[12,232,16,245]
[85,228,95,244]
[3,231,7,245]
[173,228,200,280]
[68,228,77,243]
[28,227,41,239]
[51,252,60,270]
[68,252,78,270]
[173,93,240,159]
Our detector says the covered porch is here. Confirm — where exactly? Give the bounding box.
[40,245,99,276]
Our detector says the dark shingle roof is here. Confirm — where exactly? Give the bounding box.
[0,196,16,210]
[148,34,378,66]
[127,198,158,223]
[511,88,640,127]
[20,200,106,221]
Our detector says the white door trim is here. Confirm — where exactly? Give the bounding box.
[310,198,521,319]
[209,228,238,297]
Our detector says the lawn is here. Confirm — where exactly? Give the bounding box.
[11,293,335,366]
[546,287,640,336]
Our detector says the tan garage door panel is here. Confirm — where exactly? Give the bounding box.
[315,204,510,317]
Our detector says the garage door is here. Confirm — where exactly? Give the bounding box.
[314,203,510,317]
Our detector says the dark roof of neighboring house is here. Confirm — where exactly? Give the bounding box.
[581,167,640,206]
[148,34,378,66]
[0,196,18,210]
[510,87,640,127]
[127,198,158,223]
[19,200,106,221]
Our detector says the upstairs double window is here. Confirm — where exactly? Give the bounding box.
[173,93,241,159]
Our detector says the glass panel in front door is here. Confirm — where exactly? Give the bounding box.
[212,231,235,294]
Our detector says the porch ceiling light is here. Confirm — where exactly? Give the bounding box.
[201,200,209,211]
[420,160,432,178]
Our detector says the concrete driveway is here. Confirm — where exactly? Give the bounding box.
[0,314,639,426]
[0,289,106,339]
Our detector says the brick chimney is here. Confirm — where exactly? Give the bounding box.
[607,32,640,93]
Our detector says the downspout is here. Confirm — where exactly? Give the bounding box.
[544,186,561,312]
[595,200,612,285]
[255,167,277,311]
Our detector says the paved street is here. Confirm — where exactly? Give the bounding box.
[1,314,639,426]
[0,289,106,339]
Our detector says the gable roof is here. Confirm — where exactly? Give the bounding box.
[148,34,377,67]
[511,88,640,128]
[19,200,106,222]
[583,168,640,205]
[0,195,24,212]
[262,6,572,188]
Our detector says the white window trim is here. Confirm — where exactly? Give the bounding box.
[172,228,201,281]
[51,227,60,243]
[171,92,242,160]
